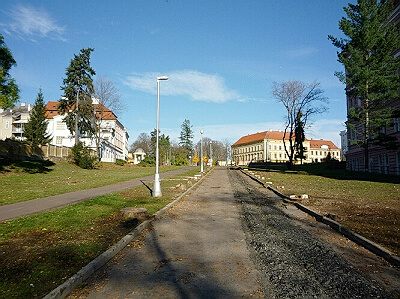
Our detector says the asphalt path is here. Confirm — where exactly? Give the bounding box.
[0,166,194,222]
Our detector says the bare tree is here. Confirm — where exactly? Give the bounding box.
[93,76,124,158]
[222,139,232,162]
[94,76,124,116]
[130,132,151,154]
[272,80,328,168]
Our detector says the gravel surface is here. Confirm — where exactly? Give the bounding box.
[229,169,394,299]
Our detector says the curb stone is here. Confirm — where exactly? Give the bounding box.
[44,168,213,299]
[238,167,400,268]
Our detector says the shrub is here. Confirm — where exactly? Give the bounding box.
[138,156,156,167]
[71,142,97,169]
[322,152,342,169]
[115,159,125,166]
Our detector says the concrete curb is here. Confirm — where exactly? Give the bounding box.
[44,168,213,299]
[238,168,400,268]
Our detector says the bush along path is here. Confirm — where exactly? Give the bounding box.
[229,169,395,298]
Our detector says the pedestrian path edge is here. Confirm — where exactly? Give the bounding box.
[43,168,214,299]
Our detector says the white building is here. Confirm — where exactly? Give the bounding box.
[0,103,33,141]
[44,100,129,162]
[128,148,146,164]
[340,130,348,161]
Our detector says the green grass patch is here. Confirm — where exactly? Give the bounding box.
[0,167,204,298]
[245,164,400,257]
[0,160,181,205]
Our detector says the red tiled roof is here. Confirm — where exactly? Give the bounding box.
[232,131,291,146]
[232,131,339,149]
[309,139,339,150]
[44,101,61,119]
[44,101,117,120]
[94,103,117,120]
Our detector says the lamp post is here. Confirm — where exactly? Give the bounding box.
[200,130,204,173]
[153,76,168,197]
[209,140,213,166]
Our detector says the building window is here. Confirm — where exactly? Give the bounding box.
[394,118,400,133]
[396,152,400,175]
[5,121,9,129]
[56,136,63,145]
[57,121,67,130]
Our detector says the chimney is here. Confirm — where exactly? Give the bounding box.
[21,102,26,107]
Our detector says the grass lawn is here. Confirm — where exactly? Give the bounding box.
[245,164,400,258]
[0,165,204,298]
[0,160,181,205]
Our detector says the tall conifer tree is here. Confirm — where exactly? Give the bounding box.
[179,119,194,155]
[24,89,51,145]
[59,48,96,145]
[329,0,400,171]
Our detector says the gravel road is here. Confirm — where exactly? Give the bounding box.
[69,167,397,298]
[229,169,395,298]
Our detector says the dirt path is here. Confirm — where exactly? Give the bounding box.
[69,167,263,298]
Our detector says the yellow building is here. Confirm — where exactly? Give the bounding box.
[232,130,340,165]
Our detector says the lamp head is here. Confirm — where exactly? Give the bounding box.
[157,76,169,81]
[200,130,204,134]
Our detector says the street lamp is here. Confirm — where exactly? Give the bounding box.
[209,140,213,166]
[200,130,204,173]
[153,76,168,197]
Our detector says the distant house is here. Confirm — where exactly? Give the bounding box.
[44,100,129,162]
[308,139,341,163]
[128,148,146,164]
[0,103,33,141]
[231,130,341,166]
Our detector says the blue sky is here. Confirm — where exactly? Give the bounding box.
[1,0,351,147]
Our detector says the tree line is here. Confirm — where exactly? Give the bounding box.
[130,119,231,166]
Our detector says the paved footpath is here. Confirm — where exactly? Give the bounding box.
[70,167,263,298]
[0,167,194,222]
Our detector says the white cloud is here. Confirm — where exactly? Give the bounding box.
[284,46,318,59]
[6,4,66,41]
[123,70,244,103]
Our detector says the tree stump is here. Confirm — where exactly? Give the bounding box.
[120,207,149,221]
